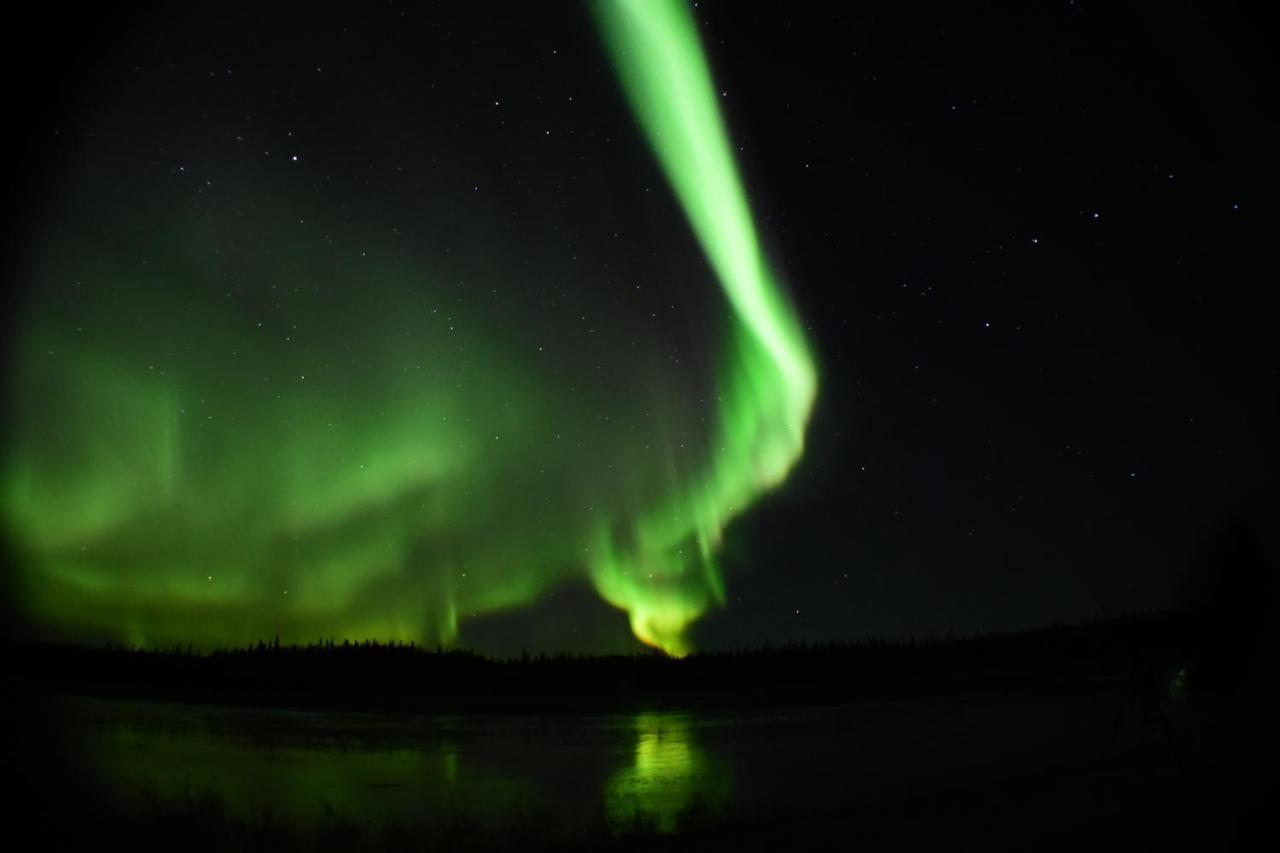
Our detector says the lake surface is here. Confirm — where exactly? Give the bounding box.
[51,686,1167,836]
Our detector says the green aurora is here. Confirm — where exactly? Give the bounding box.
[2,0,816,655]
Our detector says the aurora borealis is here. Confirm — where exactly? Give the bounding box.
[587,0,817,650]
[5,0,1276,659]
[2,0,815,655]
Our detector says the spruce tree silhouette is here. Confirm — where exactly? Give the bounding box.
[1173,508,1277,845]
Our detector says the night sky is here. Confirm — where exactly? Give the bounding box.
[4,0,1277,656]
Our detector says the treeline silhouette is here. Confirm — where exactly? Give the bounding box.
[12,611,1192,712]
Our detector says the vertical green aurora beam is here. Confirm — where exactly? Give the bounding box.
[589,0,817,652]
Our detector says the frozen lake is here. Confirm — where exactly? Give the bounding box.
[50,685,1173,837]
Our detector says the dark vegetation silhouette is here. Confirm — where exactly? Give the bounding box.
[1163,508,1278,848]
[14,611,1190,713]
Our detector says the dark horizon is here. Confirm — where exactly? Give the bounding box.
[10,609,1195,717]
